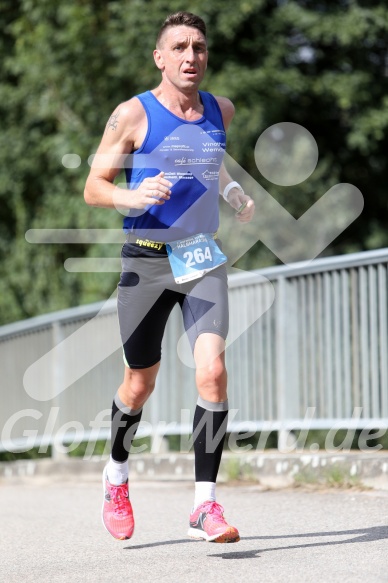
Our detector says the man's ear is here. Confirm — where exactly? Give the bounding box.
[153,49,164,71]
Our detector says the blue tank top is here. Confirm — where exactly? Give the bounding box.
[123,90,226,242]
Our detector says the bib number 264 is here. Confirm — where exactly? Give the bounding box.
[183,246,212,268]
[166,233,227,284]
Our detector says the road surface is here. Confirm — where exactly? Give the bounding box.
[1,477,387,582]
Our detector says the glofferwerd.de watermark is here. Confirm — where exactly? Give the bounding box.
[1,406,386,460]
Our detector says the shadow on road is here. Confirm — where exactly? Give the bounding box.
[123,525,388,558]
[124,538,200,550]
[210,526,388,560]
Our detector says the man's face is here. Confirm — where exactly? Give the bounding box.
[154,25,208,91]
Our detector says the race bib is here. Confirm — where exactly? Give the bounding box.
[166,233,227,284]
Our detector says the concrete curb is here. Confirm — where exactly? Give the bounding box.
[1,451,388,490]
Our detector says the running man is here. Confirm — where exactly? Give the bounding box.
[84,11,254,543]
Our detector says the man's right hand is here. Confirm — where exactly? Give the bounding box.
[129,172,172,209]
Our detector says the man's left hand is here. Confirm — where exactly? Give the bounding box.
[228,188,255,223]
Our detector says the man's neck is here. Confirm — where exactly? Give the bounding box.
[152,82,204,121]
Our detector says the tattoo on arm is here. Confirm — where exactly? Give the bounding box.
[106,109,120,131]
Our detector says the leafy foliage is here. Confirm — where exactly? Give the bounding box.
[1,0,387,323]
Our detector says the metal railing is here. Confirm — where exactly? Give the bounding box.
[1,247,388,454]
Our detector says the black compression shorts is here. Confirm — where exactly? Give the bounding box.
[117,241,229,369]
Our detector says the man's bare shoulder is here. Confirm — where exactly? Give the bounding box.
[104,97,146,135]
[101,96,147,152]
[214,96,235,130]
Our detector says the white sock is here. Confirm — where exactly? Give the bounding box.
[194,481,216,509]
[106,456,129,486]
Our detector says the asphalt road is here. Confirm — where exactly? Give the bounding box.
[1,476,387,583]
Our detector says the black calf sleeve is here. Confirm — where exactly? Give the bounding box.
[193,398,228,482]
[110,395,143,463]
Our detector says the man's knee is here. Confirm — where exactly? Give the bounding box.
[197,355,226,382]
[119,364,159,408]
[196,356,227,401]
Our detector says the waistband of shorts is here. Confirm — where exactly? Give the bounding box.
[125,235,167,251]
[125,232,218,251]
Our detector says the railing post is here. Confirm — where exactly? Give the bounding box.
[51,321,67,460]
[276,276,289,450]
[275,275,301,451]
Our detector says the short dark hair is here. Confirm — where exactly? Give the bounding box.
[156,11,207,47]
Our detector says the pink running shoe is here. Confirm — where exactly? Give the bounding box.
[102,466,134,540]
[188,501,240,543]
